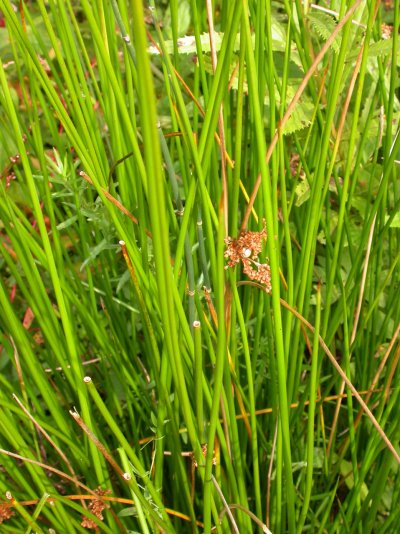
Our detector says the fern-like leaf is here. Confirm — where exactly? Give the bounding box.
[307,12,341,53]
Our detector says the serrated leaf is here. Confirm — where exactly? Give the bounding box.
[148,31,224,56]
[203,54,312,134]
[149,17,289,56]
[347,37,393,63]
[281,99,314,134]
[307,12,341,53]
[51,191,75,200]
[56,215,78,230]
[80,239,117,271]
[149,28,311,135]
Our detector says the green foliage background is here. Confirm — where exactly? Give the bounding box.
[0,0,399,532]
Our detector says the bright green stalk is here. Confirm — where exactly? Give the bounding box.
[229,275,262,520]
[28,493,51,534]
[118,449,151,534]
[202,200,227,533]
[0,48,110,488]
[159,129,196,327]
[196,209,212,291]
[230,21,246,235]
[151,22,218,281]
[279,17,295,366]
[119,241,161,373]
[9,499,44,533]
[322,1,376,337]
[241,3,295,531]
[197,3,243,169]
[194,321,204,442]
[130,0,202,465]
[220,373,252,532]
[326,126,400,347]
[0,0,398,530]
[275,425,283,532]
[297,285,321,532]
[289,2,364,403]
[382,0,399,158]
[83,376,172,530]
[189,0,209,104]
[342,287,361,527]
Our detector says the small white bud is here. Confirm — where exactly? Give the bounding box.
[242,248,252,258]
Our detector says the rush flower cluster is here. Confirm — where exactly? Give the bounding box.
[81,487,111,529]
[224,224,272,293]
[0,503,14,524]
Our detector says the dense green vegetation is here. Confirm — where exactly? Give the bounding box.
[0,0,399,532]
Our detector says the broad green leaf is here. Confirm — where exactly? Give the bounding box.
[163,0,191,39]
[295,179,310,206]
[340,459,369,501]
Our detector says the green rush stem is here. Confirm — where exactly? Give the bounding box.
[229,272,262,521]
[130,0,205,493]
[297,285,321,533]
[326,127,400,348]
[196,209,212,292]
[322,2,377,337]
[159,128,196,328]
[241,3,296,530]
[119,241,161,373]
[230,20,246,236]
[287,3,362,404]
[342,286,361,524]
[202,202,227,533]
[151,20,218,285]
[118,449,151,534]
[193,321,204,442]
[83,376,173,531]
[0,31,108,484]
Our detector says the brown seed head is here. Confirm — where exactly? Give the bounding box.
[224,223,272,293]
